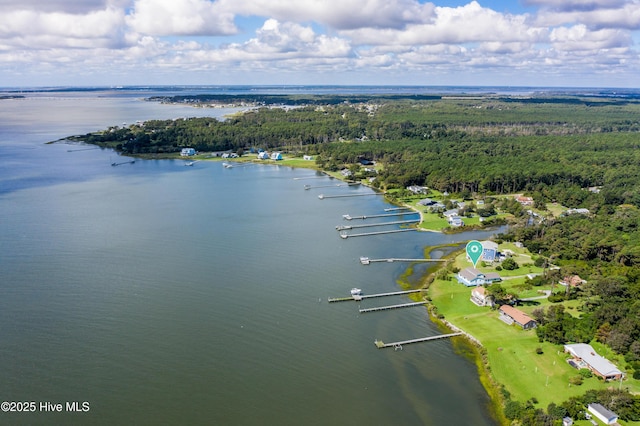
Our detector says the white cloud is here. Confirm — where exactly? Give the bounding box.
[220,0,435,30]
[0,0,638,87]
[126,0,237,36]
[523,0,630,12]
[0,7,126,48]
[550,25,631,50]
[341,2,546,46]
[536,2,640,30]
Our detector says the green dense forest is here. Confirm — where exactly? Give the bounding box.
[75,94,640,424]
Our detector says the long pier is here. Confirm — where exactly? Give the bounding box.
[111,160,135,166]
[293,176,329,180]
[374,333,463,349]
[305,183,360,190]
[336,219,418,231]
[319,193,382,199]
[359,301,427,313]
[360,257,447,265]
[343,212,418,220]
[328,289,423,303]
[340,229,417,238]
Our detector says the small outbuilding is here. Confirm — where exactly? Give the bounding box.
[587,403,618,425]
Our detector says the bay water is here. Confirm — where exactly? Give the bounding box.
[0,89,498,425]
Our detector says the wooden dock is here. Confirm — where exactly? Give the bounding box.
[359,257,447,265]
[328,289,423,303]
[293,176,329,180]
[318,193,382,199]
[342,211,418,220]
[359,301,427,313]
[336,219,418,231]
[305,183,360,190]
[340,229,417,238]
[374,333,463,349]
[111,160,135,166]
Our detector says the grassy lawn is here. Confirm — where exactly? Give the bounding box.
[430,275,640,409]
[429,249,640,422]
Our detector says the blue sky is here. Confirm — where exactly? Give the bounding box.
[0,0,638,88]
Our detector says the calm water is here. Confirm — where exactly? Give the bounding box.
[0,89,498,425]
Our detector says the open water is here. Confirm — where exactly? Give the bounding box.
[0,88,499,425]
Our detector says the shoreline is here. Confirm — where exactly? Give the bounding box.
[88,146,509,423]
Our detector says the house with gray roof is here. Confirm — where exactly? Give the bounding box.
[457,268,502,287]
[587,403,618,425]
[564,343,624,381]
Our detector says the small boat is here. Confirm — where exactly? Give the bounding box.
[350,288,363,296]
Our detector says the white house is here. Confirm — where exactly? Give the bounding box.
[587,403,618,425]
[443,209,459,218]
[564,343,624,381]
[180,148,196,157]
[303,155,313,161]
[471,286,493,307]
[271,152,283,160]
[457,268,502,287]
[257,151,270,160]
[448,215,464,227]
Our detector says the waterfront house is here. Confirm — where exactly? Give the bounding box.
[443,209,459,218]
[587,403,618,425]
[270,152,283,160]
[180,148,196,157]
[470,286,493,307]
[481,240,499,262]
[417,198,435,206]
[303,155,313,160]
[564,343,624,381]
[257,151,270,160]
[457,268,502,287]
[499,305,537,329]
[448,215,464,227]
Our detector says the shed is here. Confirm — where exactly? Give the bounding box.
[587,403,618,425]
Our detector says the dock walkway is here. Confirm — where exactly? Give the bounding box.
[359,301,427,313]
[319,193,382,199]
[340,229,417,238]
[359,256,447,265]
[327,289,423,303]
[374,333,463,349]
[343,212,418,220]
[336,219,418,231]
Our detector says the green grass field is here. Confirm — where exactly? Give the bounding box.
[429,250,640,422]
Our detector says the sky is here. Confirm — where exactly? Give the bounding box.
[0,0,639,88]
